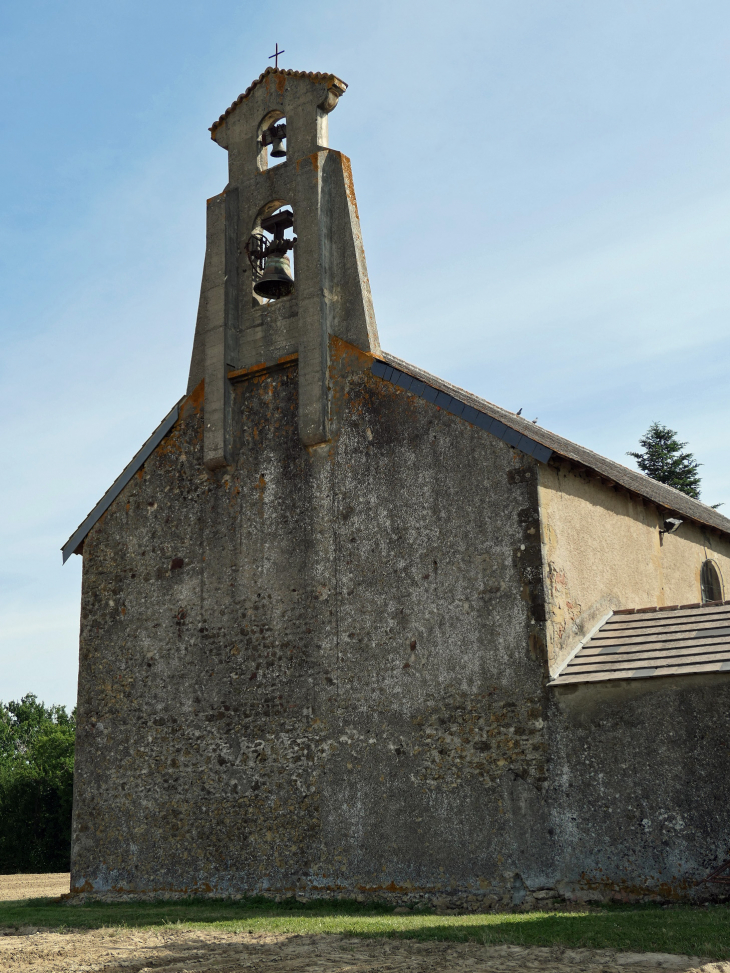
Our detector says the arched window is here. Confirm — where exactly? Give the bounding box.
[701,559,724,604]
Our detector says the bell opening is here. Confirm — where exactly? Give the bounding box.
[259,115,287,169]
[246,204,296,305]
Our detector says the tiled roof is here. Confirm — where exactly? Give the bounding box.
[210,68,347,136]
[377,351,730,538]
[549,602,730,685]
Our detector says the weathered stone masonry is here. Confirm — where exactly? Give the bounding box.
[72,341,548,903]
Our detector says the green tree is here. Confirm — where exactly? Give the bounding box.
[627,422,702,499]
[0,695,76,873]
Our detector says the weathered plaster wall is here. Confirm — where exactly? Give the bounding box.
[538,462,730,674]
[547,674,730,902]
[71,339,548,906]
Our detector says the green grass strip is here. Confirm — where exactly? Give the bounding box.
[1,897,729,960]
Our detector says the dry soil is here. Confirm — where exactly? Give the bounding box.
[0,874,728,973]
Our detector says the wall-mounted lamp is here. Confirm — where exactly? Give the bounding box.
[660,517,683,536]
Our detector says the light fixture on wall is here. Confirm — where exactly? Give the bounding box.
[660,517,683,536]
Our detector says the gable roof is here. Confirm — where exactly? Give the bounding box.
[376,351,730,538]
[63,347,730,564]
[549,601,730,685]
[210,68,347,137]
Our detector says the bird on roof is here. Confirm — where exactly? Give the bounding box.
[516,408,522,416]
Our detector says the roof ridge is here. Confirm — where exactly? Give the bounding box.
[210,68,347,135]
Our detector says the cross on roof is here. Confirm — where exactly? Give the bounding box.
[269,43,285,69]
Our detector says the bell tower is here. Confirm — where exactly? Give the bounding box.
[186,67,380,467]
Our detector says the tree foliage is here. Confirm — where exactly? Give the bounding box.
[628,422,702,500]
[0,695,76,873]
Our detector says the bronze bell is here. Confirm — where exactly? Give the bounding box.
[269,135,286,158]
[254,252,294,299]
[263,122,286,158]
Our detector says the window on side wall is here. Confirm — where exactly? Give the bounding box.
[701,559,724,604]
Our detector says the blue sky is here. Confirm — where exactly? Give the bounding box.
[2,0,730,709]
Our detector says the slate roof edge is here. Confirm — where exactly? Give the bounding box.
[61,398,183,564]
[210,68,347,136]
[613,599,730,615]
[372,357,554,465]
[377,350,730,538]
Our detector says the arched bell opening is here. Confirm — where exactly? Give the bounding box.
[245,201,296,306]
[257,110,287,171]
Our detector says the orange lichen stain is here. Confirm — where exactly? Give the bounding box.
[340,155,360,219]
[71,880,94,894]
[229,361,266,379]
[275,73,286,94]
[329,335,374,370]
[181,378,204,418]
[229,356,297,382]
[136,470,144,481]
[577,871,693,901]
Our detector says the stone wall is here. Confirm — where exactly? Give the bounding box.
[71,339,548,905]
[548,674,730,902]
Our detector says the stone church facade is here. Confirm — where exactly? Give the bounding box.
[64,68,730,907]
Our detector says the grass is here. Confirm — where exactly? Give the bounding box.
[1,895,730,960]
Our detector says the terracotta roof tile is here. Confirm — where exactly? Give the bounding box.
[210,68,347,136]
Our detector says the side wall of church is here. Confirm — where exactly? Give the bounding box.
[70,339,550,906]
[537,462,730,902]
[538,461,730,674]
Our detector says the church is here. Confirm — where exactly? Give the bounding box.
[63,66,730,907]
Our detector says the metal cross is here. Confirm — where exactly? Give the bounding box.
[269,43,284,69]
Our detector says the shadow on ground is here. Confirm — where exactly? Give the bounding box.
[0,896,728,960]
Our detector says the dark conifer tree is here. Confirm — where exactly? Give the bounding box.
[628,422,702,499]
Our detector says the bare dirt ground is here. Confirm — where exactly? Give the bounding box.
[0,928,728,973]
[0,875,728,973]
